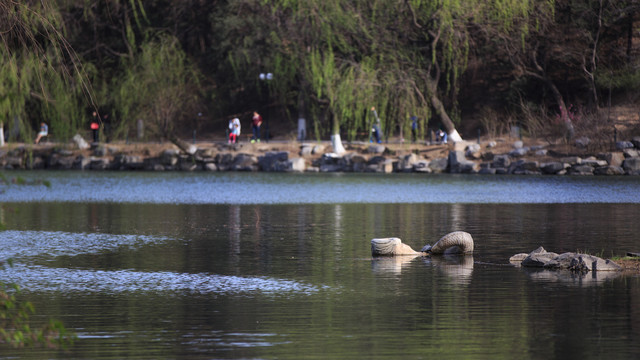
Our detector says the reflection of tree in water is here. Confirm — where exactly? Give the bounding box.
[333,204,343,251]
[521,268,622,286]
[228,205,241,265]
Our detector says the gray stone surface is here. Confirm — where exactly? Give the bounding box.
[544,253,622,272]
[509,148,528,158]
[412,160,431,173]
[574,137,590,148]
[514,247,622,272]
[367,145,386,154]
[623,157,640,173]
[492,154,511,169]
[449,151,478,173]
[429,157,448,173]
[258,151,289,171]
[568,164,594,175]
[616,141,635,150]
[594,165,624,175]
[598,152,624,167]
[231,153,258,171]
[541,162,564,174]
[288,158,306,172]
[204,163,218,171]
[623,149,639,158]
[72,134,90,150]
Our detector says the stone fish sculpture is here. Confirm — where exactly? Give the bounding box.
[371,231,474,256]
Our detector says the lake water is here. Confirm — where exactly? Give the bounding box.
[1,171,640,359]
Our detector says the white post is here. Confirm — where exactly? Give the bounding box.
[331,133,346,154]
[0,121,4,147]
[448,129,463,143]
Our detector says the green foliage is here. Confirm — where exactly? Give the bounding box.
[262,0,540,139]
[0,169,72,349]
[596,66,640,91]
[0,279,75,349]
[115,34,202,139]
[0,1,95,143]
[1,0,638,142]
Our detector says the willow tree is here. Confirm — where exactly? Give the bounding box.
[255,0,539,150]
[116,34,201,142]
[0,0,82,349]
[0,53,34,144]
[0,1,95,143]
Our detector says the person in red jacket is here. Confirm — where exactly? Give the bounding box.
[91,111,100,143]
[251,111,262,143]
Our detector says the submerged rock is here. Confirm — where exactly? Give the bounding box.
[511,247,622,272]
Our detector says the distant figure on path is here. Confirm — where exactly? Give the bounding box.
[370,107,382,144]
[437,129,447,144]
[91,111,100,143]
[228,117,241,144]
[411,116,418,143]
[251,111,262,143]
[35,122,48,144]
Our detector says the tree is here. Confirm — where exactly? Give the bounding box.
[0,1,95,143]
[115,34,202,141]
[221,0,542,150]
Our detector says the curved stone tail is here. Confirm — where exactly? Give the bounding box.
[428,231,474,255]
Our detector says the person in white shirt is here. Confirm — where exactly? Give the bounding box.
[228,118,241,144]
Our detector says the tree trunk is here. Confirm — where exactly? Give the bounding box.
[169,134,197,154]
[426,76,463,142]
[544,77,575,140]
[330,112,345,154]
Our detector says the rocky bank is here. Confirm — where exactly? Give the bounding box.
[3,135,640,175]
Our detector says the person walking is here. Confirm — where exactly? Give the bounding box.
[228,117,241,144]
[251,111,262,143]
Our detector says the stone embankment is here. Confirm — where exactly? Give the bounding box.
[2,136,640,175]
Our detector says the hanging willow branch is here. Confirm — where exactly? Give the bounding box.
[0,0,97,142]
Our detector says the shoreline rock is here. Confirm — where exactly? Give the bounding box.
[510,247,622,272]
[2,136,640,175]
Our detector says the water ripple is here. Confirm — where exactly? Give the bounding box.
[2,264,325,295]
[0,230,167,260]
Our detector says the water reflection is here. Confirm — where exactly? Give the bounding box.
[4,171,640,204]
[228,205,241,264]
[371,255,423,274]
[0,230,167,260]
[521,268,623,286]
[2,197,640,359]
[370,254,475,287]
[429,255,474,285]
